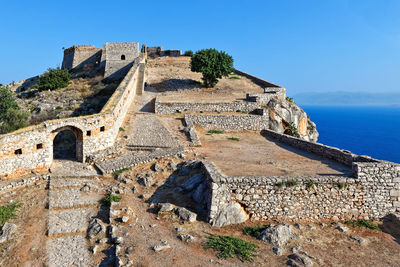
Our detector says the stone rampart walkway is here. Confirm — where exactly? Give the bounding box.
[47,174,99,267]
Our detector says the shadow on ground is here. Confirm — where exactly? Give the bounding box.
[260,130,353,177]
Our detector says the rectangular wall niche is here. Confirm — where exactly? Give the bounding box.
[100,126,105,132]
[87,131,91,136]
[14,149,22,155]
[36,143,43,149]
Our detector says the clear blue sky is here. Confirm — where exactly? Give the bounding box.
[1,0,399,94]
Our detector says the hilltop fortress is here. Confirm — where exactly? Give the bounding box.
[0,41,399,226]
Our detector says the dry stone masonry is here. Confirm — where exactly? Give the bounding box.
[200,140,400,224]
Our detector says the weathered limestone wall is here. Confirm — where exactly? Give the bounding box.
[202,161,400,223]
[155,98,259,114]
[62,45,102,70]
[104,42,140,80]
[185,114,269,131]
[262,129,379,166]
[0,54,146,178]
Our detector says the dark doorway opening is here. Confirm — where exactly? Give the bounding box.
[53,130,77,159]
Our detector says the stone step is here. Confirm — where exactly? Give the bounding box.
[47,235,92,267]
[49,177,98,189]
[49,188,98,209]
[48,208,96,236]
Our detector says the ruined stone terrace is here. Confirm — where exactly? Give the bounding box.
[195,129,352,177]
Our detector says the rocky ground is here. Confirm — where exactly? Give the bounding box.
[8,68,119,126]
[2,157,400,266]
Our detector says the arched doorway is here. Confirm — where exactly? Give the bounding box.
[52,126,83,162]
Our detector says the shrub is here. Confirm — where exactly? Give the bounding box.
[184,50,193,57]
[344,219,380,230]
[243,225,269,239]
[208,129,224,134]
[100,193,122,207]
[285,122,300,138]
[286,96,295,104]
[0,202,22,226]
[0,87,29,134]
[190,49,234,88]
[204,234,258,262]
[35,67,71,91]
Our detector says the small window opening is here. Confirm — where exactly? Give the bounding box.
[100,126,105,132]
[87,130,91,136]
[36,143,43,149]
[14,149,22,155]
[121,55,126,60]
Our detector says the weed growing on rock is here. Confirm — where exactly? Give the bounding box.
[285,122,300,138]
[243,225,269,239]
[335,182,348,190]
[113,167,130,177]
[276,181,285,188]
[119,127,126,132]
[0,202,22,225]
[344,219,380,230]
[306,180,315,188]
[207,129,224,134]
[227,137,240,141]
[286,96,295,104]
[286,180,299,187]
[229,75,241,80]
[204,234,258,262]
[100,193,122,207]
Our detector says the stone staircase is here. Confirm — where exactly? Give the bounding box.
[47,175,100,267]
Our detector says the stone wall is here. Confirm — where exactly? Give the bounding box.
[62,45,102,70]
[155,98,259,114]
[201,160,400,223]
[104,42,140,80]
[261,129,380,167]
[184,114,269,131]
[0,55,146,178]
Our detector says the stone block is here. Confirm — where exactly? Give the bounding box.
[390,190,400,197]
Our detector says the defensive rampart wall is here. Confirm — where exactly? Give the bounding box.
[0,55,145,178]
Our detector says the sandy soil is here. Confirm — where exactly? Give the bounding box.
[194,129,352,177]
[147,56,265,102]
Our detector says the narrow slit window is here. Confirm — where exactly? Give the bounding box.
[14,149,22,155]
[87,130,91,136]
[121,55,126,60]
[36,143,43,149]
[100,126,105,132]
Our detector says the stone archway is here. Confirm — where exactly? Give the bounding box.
[52,126,83,162]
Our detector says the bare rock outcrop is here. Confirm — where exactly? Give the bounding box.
[212,202,248,227]
[267,98,318,142]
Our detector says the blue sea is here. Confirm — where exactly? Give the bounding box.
[302,106,400,164]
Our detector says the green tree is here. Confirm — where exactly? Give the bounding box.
[190,49,234,88]
[0,87,29,134]
[184,50,193,57]
[35,67,71,91]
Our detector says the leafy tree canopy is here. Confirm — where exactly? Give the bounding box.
[190,49,234,88]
